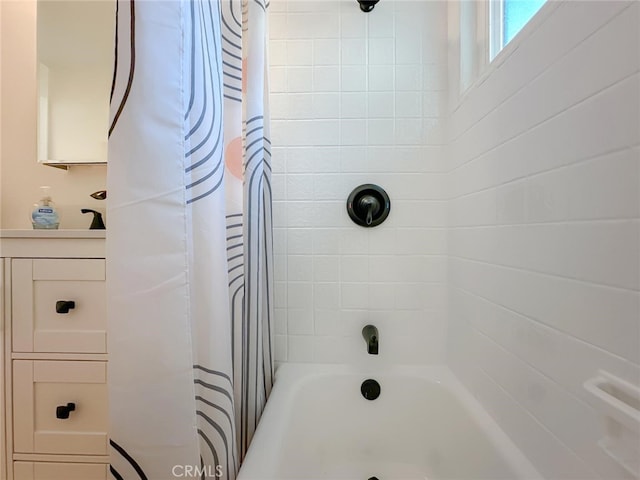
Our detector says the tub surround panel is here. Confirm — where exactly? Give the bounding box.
[269,0,448,365]
[447,1,640,479]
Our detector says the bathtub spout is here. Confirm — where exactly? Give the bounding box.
[362,325,379,355]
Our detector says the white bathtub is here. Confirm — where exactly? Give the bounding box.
[238,364,541,480]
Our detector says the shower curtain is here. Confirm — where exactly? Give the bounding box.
[107,1,273,479]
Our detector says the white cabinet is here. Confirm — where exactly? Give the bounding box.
[13,360,108,456]
[13,462,108,480]
[1,258,6,479]
[1,231,107,480]
[12,259,107,354]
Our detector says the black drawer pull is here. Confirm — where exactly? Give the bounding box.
[55,300,76,314]
[56,402,76,419]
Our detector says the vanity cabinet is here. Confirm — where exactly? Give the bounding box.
[13,462,108,480]
[12,259,107,354]
[1,231,108,480]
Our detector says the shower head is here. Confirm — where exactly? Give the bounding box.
[357,0,379,13]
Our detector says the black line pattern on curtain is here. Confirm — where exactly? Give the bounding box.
[109,0,120,102]
[197,430,220,478]
[222,0,243,101]
[109,439,148,480]
[185,0,225,205]
[108,2,145,478]
[228,0,243,28]
[194,356,239,475]
[109,466,124,480]
[185,2,240,476]
[241,111,274,454]
[227,213,245,463]
[109,0,136,137]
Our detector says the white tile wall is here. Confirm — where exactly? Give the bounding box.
[447,2,640,479]
[269,0,448,365]
[268,2,639,477]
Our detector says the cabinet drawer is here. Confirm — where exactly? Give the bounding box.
[13,360,108,455]
[13,461,108,480]
[12,259,106,353]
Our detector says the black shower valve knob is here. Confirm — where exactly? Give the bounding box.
[357,0,380,12]
[347,184,390,228]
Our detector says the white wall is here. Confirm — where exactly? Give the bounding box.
[0,0,107,231]
[269,0,449,365]
[447,1,640,478]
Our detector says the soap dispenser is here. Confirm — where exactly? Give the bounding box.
[31,186,60,229]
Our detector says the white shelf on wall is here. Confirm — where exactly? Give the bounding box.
[584,370,640,477]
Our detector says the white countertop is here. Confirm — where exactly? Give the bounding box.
[0,230,106,257]
[0,229,106,239]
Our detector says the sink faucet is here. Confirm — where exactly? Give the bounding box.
[362,325,379,355]
[81,209,106,230]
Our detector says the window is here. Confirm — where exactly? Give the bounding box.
[490,0,546,59]
[459,0,481,92]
